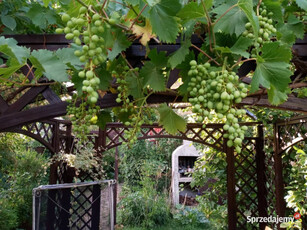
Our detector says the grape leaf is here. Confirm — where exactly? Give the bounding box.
[213,4,248,36]
[29,50,69,82]
[230,36,253,58]
[55,48,83,68]
[148,48,168,67]
[238,0,259,38]
[97,110,112,130]
[168,39,191,69]
[263,0,283,22]
[252,62,292,92]
[251,42,293,103]
[261,42,292,63]
[140,49,168,91]
[0,37,30,64]
[126,71,144,98]
[277,14,304,45]
[107,29,132,60]
[216,36,252,58]
[1,15,16,31]
[149,0,181,43]
[157,103,187,135]
[296,0,307,10]
[177,2,207,24]
[95,64,113,91]
[0,64,24,79]
[132,19,154,46]
[140,62,166,91]
[71,71,83,96]
[27,3,58,29]
[267,85,288,105]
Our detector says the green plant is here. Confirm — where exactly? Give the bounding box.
[118,159,172,229]
[173,205,211,228]
[0,133,49,229]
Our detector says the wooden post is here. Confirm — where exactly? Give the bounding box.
[91,184,101,230]
[273,123,286,229]
[225,139,237,229]
[114,146,119,225]
[256,125,268,230]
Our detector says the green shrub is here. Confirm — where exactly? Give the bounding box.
[0,133,49,229]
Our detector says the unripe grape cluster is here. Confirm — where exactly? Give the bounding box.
[56,6,108,138]
[243,5,276,57]
[67,99,100,141]
[56,7,107,105]
[187,60,249,153]
[115,67,154,145]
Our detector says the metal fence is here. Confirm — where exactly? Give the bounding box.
[33,180,116,230]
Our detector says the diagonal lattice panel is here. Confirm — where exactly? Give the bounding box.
[234,138,259,230]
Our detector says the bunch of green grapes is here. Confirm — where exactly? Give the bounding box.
[115,68,154,145]
[243,4,277,57]
[56,6,108,138]
[67,99,100,141]
[187,60,249,153]
[56,6,107,104]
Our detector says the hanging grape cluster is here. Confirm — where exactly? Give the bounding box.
[56,7,107,104]
[56,6,108,139]
[243,4,277,57]
[66,98,100,141]
[114,68,154,145]
[187,60,249,153]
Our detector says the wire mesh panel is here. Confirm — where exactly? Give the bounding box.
[33,180,115,230]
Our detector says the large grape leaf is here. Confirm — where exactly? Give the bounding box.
[107,29,132,60]
[149,0,181,43]
[27,3,58,29]
[132,19,154,46]
[177,2,207,24]
[0,64,24,79]
[251,43,293,105]
[140,49,168,91]
[157,103,187,135]
[213,4,248,36]
[296,0,307,10]
[168,39,191,69]
[263,0,283,22]
[0,37,30,64]
[29,50,69,82]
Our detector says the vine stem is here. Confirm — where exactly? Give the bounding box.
[201,0,216,51]
[129,4,148,30]
[230,58,256,69]
[191,44,221,66]
[257,0,262,16]
[75,0,88,8]
[213,4,238,25]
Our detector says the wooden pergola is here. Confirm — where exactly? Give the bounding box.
[1,34,307,229]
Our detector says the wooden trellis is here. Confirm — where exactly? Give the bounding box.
[1,34,307,229]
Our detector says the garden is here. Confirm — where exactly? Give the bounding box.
[0,0,306,229]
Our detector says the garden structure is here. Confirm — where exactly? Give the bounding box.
[0,33,307,230]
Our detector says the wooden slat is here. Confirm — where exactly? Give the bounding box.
[42,88,62,104]
[5,86,48,113]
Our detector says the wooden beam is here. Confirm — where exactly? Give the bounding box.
[42,88,62,104]
[0,102,68,131]
[240,95,307,114]
[0,95,9,114]
[4,86,48,114]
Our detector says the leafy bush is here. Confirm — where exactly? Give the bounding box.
[0,133,49,229]
[173,205,211,228]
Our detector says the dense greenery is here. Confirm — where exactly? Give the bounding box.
[0,133,49,230]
